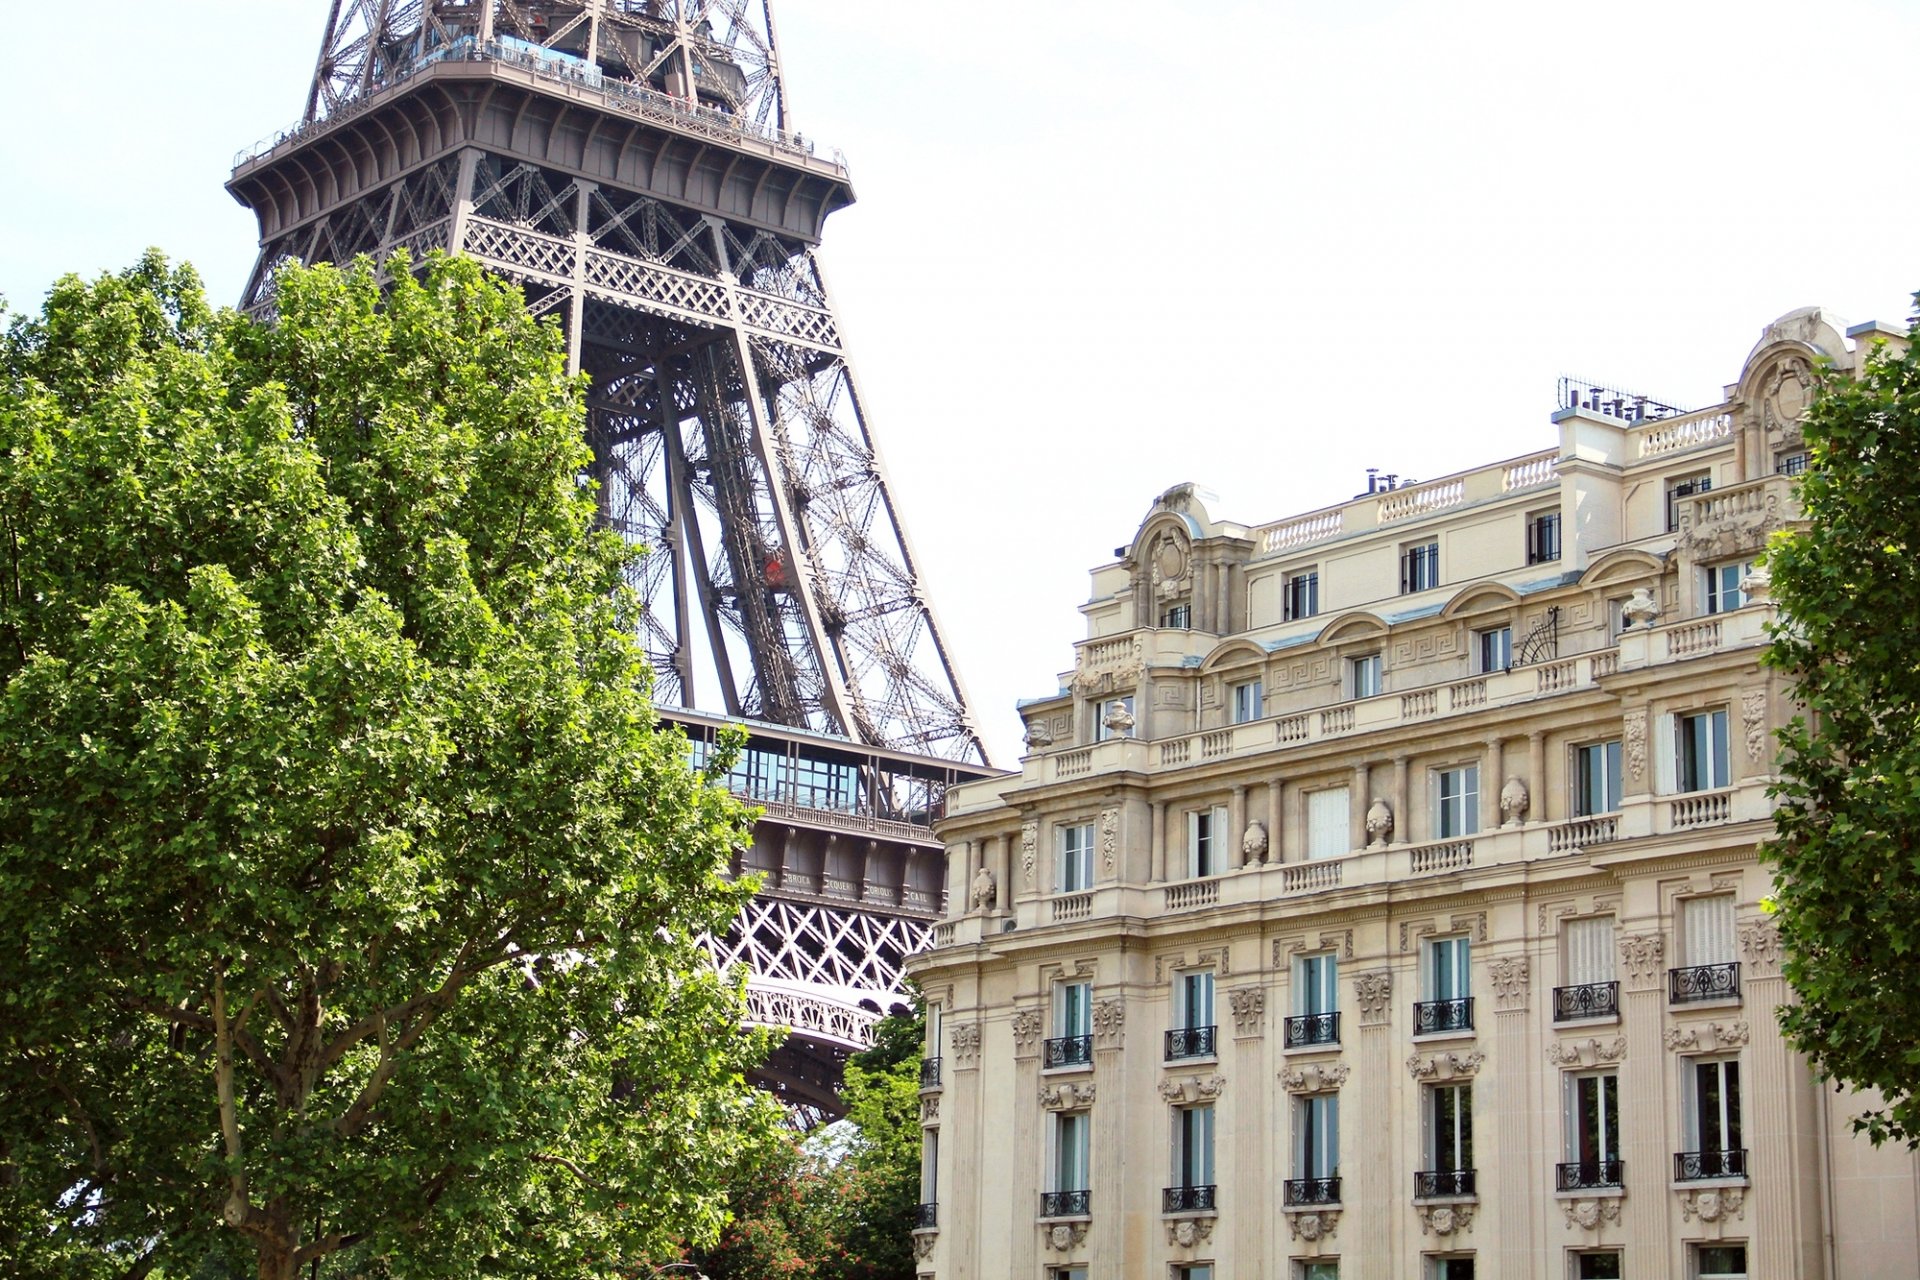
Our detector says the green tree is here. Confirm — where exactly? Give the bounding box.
[1764,302,1920,1146]
[0,251,781,1280]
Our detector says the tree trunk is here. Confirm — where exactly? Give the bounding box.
[257,1245,297,1280]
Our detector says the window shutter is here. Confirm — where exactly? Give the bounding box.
[1654,712,1676,794]
[1307,787,1350,860]
[1565,917,1615,986]
[1683,896,1735,966]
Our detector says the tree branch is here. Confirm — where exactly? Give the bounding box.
[531,1152,610,1191]
[211,968,256,1236]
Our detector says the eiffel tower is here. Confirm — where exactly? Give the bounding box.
[227,0,993,1120]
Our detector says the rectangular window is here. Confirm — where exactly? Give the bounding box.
[1689,1057,1743,1154]
[1175,970,1216,1033]
[1568,1072,1621,1166]
[1294,1093,1339,1180]
[1350,653,1383,699]
[1476,626,1512,674]
[1437,765,1479,839]
[1402,540,1441,593]
[1187,806,1228,878]
[1176,1268,1215,1280]
[1057,823,1095,892]
[1678,709,1730,792]
[1174,1103,1215,1188]
[1306,786,1351,860]
[1298,953,1338,1016]
[1429,1259,1476,1280]
[1573,1253,1622,1280]
[1682,895,1736,967]
[1285,569,1321,621]
[1054,1111,1090,1193]
[1052,1271,1090,1280]
[1576,741,1623,816]
[1055,980,1092,1040]
[1563,917,1617,987]
[1232,679,1264,724]
[1702,562,1750,615]
[1427,1082,1474,1172]
[921,1129,938,1204]
[1528,509,1562,564]
[1667,473,1712,532]
[1299,1266,1340,1280]
[1162,602,1192,629]
[1694,1244,1748,1279]
[1776,450,1810,476]
[1094,695,1134,742]
[1429,936,1471,1002]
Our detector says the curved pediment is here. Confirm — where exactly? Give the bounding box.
[1199,638,1269,673]
[1579,548,1665,587]
[1316,611,1390,645]
[1440,582,1522,619]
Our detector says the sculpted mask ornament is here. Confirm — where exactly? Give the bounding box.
[1166,1218,1213,1248]
[1419,1204,1473,1237]
[1023,718,1054,750]
[912,1233,937,1260]
[1286,1210,1340,1242]
[1561,1198,1621,1232]
[1045,1222,1088,1251]
[1365,798,1394,849]
[1500,776,1530,827]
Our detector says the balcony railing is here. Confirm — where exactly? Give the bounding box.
[1556,1159,1625,1191]
[1040,1189,1091,1218]
[1284,1012,1341,1049]
[1044,1035,1093,1069]
[1283,1177,1341,1206]
[1675,1149,1748,1181]
[919,1057,943,1088]
[1162,1183,1217,1213]
[1414,997,1475,1035]
[1164,1025,1217,1060]
[913,1202,938,1229]
[1669,962,1741,1004]
[1414,1168,1477,1198]
[1552,981,1620,1022]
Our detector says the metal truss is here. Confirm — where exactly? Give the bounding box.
[712,896,933,1005]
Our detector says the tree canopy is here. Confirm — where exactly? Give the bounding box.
[1764,302,1920,1146]
[0,251,780,1279]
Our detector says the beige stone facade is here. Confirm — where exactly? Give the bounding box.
[907,309,1920,1279]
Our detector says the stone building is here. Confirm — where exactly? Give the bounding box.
[906,308,1920,1279]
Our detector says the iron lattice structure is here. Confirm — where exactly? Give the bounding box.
[229,1,993,1118]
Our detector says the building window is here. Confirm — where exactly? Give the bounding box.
[1418,1082,1474,1197]
[1162,602,1192,629]
[1475,626,1512,674]
[1436,765,1479,839]
[1168,969,1216,1060]
[1046,980,1093,1069]
[1232,678,1264,724]
[1187,806,1228,878]
[1702,561,1750,615]
[1057,822,1094,892]
[1677,708,1730,792]
[1287,952,1340,1048]
[1427,1259,1476,1280]
[1555,916,1618,1021]
[1693,1244,1747,1279]
[1286,1093,1340,1203]
[1776,449,1810,476]
[1678,1057,1745,1180]
[1095,695,1134,742]
[923,1004,944,1086]
[1527,510,1562,564]
[1575,740,1622,816]
[1044,1111,1091,1216]
[1672,893,1740,1004]
[1350,652,1383,699]
[1417,935,1473,1033]
[1402,540,1441,593]
[1560,1071,1622,1189]
[1052,1271,1090,1280]
[920,1128,938,1214]
[1298,1265,1340,1280]
[1306,786,1350,860]
[1285,569,1320,621]
[1169,1104,1215,1205]
[1667,473,1712,532]
[1572,1253,1622,1280]
[1175,1268,1215,1280]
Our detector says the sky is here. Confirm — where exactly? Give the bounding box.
[4,0,1918,766]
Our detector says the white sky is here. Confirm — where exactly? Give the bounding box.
[4,1,1918,766]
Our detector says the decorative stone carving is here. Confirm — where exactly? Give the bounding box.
[1039,1080,1097,1109]
[1619,932,1665,984]
[1020,822,1037,890]
[1100,808,1118,875]
[1044,1221,1089,1251]
[912,1231,937,1260]
[1405,1051,1486,1082]
[1418,1204,1475,1237]
[1665,1021,1749,1053]
[1149,527,1192,602]
[1546,1036,1628,1068]
[1499,776,1529,827]
[1739,563,1772,604]
[950,1023,980,1067]
[1241,819,1269,862]
[920,1093,940,1123]
[1092,998,1126,1049]
[1101,700,1135,735]
[1023,718,1054,750]
[1072,636,1145,695]
[1011,1008,1043,1056]
[1680,1187,1747,1224]
[1488,956,1530,1011]
[969,864,996,912]
[1285,1209,1341,1242]
[1764,356,1816,426]
[1364,797,1394,849]
[1165,1217,1215,1247]
[1621,587,1660,630]
[1355,970,1393,1025]
[1561,1198,1622,1231]
[1282,1061,1350,1093]
[1741,689,1768,763]
[1739,919,1783,976]
[1623,710,1648,783]
[1228,987,1266,1037]
[1160,1073,1226,1103]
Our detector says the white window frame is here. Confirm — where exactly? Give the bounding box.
[1565,1070,1621,1166]
[1231,678,1264,725]
[1186,805,1229,878]
[1685,1056,1743,1155]
[1174,969,1216,1033]
[1569,1252,1623,1280]
[1527,508,1562,564]
[1305,786,1351,860]
[1692,1243,1748,1280]
[1476,625,1513,674]
[1054,980,1092,1040]
[926,1003,943,1060]
[1057,822,1095,892]
[1425,1081,1473,1173]
[1402,540,1441,593]
[1298,1265,1341,1280]
[1675,707,1730,792]
[1173,1102,1216,1189]
[1161,602,1192,629]
[1052,1110,1090,1194]
[1436,764,1479,839]
[1284,568,1320,622]
[1296,952,1339,1017]
[1293,1092,1339,1180]
[1574,740,1622,816]
[1427,935,1471,1003]
[1349,653,1383,699]
[1667,472,1712,532]
[921,1128,938,1203]
[1702,561,1751,615]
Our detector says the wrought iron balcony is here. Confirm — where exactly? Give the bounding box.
[1556,1159,1625,1191]
[1162,1183,1217,1213]
[1164,1025,1217,1060]
[1674,1149,1748,1181]
[919,1057,942,1088]
[1043,1034,1093,1069]
[1284,1011,1341,1049]
[1283,1176,1341,1206]
[913,1202,938,1229]
[1552,981,1620,1021]
[1414,1168,1477,1198]
[1040,1189,1091,1218]
[1414,997,1475,1035]
[1669,962,1741,1004]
